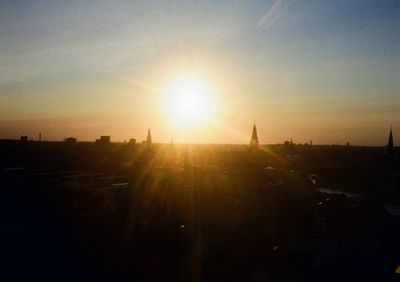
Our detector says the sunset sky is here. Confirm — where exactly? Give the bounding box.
[1,0,399,145]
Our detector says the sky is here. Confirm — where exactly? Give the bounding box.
[0,0,399,145]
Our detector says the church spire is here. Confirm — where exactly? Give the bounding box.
[146,128,152,145]
[388,126,394,153]
[250,122,259,148]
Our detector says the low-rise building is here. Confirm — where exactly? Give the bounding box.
[65,137,77,144]
[96,136,111,145]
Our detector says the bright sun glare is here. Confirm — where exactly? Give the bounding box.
[164,75,216,128]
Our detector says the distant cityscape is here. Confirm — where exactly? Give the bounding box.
[1,122,399,281]
[3,123,397,150]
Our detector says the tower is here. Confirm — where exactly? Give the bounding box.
[250,123,259,147]
[146,128,152,145]
[388,126,394,154]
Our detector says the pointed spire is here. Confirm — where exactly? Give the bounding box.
[388,126,394,153]
[250,123,259,147]
[146,128,152,145]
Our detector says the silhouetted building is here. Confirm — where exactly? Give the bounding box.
[96,136,110,145]
[20,136,28,142]
[250,123,259,147]
[129,138,136,144]
[65,137,77,144]
[146,129,152,145]
[388,127,394,155]
[284,140,290,150]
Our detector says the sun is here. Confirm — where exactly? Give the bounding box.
[163,75,216,128]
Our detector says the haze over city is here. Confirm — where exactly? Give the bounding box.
[1,2,400,281]
[1,0,399,145]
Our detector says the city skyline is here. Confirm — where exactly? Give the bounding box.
[1,2,399,280]
[1,1,399,145]
[4,124,396,148]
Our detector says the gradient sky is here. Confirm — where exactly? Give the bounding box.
[1,0,399,145]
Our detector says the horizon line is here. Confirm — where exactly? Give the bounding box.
[0,138,390,148]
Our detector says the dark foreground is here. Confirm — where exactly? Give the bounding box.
[1,141,399,281]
